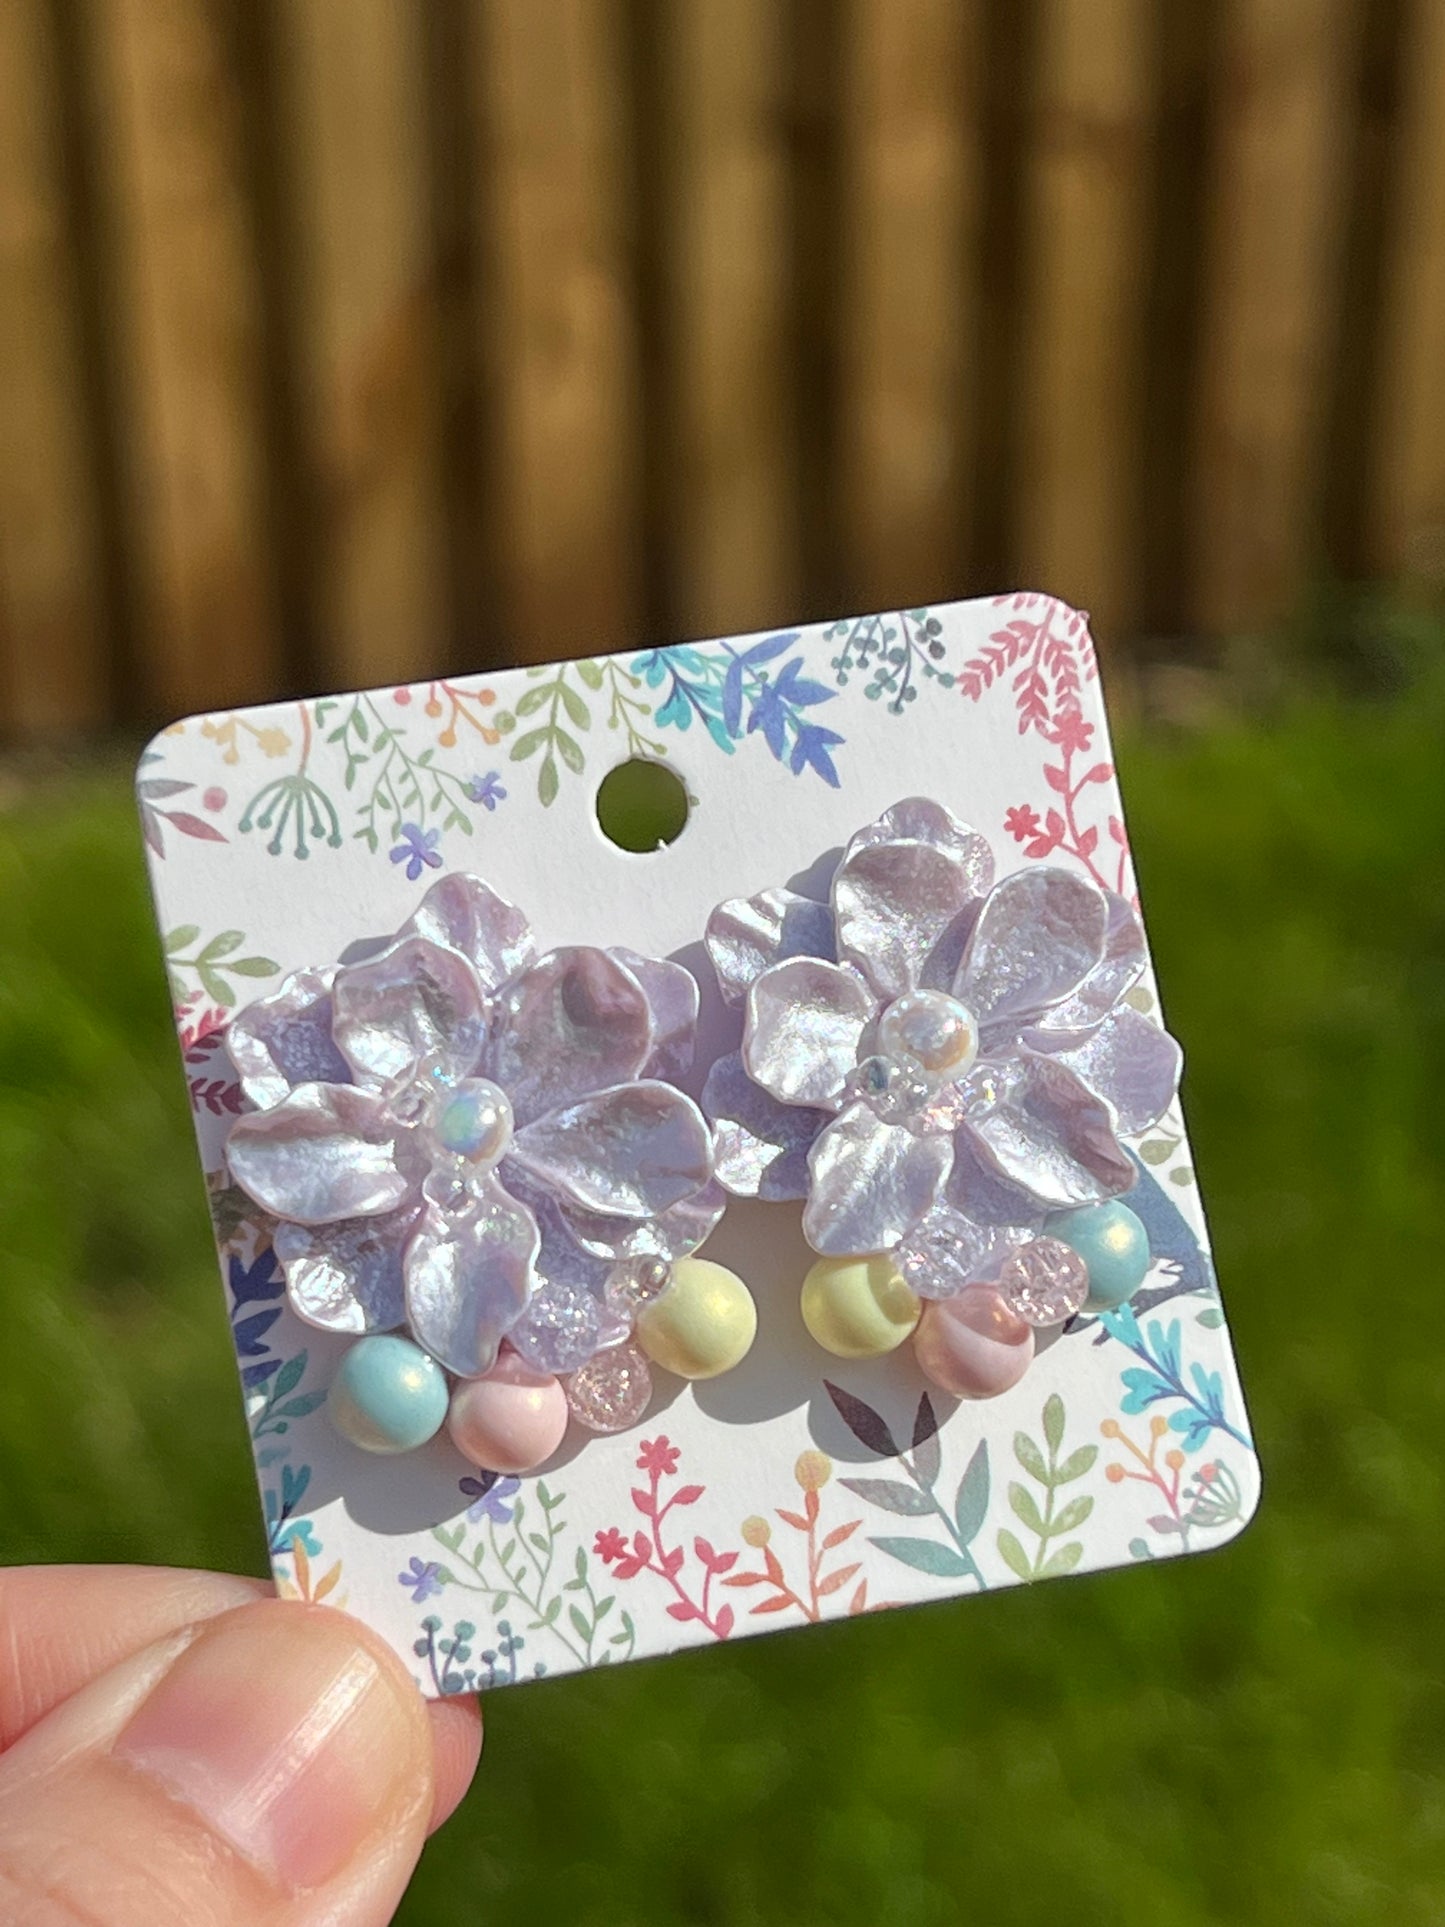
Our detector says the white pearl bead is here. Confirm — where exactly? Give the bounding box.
[876,990,979,1083]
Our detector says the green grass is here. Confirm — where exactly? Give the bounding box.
[1,687,1442,1925]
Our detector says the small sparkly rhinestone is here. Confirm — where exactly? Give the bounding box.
[894,1209,990,1300]
[604,1255,674,1319]
[565,1342,653,1433]
[998,1237,1089,1327]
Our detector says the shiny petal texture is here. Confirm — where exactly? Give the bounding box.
[802,1101,953,1255]
[847,798,995,890]
[955,869,1108,1041]
[273,1203,420,1334]
[701,1051,826,1200]
[1027,891,1147,1042]
[962,1056,1136,1209]
[743,957,873,1108]
[1026,1006,1182,1134]
[404,1178,540,1377]
[507,1081,712,1219]
[610,947,698,1080]
[483,947,652,1126]
[833,838,987,1000]
[228,1082,427,1224]
[226,968,351,1108]
[331,937,487,1088]
[396,871,536,993]
[705,888,836,1005]
[552,1177,728,1261]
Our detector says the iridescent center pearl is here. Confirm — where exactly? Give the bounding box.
[434,1077,513,1166]
[876,990,979,1086]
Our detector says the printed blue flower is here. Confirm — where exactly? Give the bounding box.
[460,1471,521,1524]
[389,822,444,881]
[466,772,507,811]
[399,1555,446,1603]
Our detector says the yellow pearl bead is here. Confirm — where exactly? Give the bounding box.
[635,1258,757,1380]
[800,1254,921,1358]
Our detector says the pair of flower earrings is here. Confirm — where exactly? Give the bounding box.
[223,796,1181,1476]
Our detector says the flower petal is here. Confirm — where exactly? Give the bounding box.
[404,1178,540,1377]
[506,1080,712,1218]
[1025,1007,1182,1134]
[705,888,836,1005]
[1026,891,1147,1042]
[227,1083,426,1224]
[833,838,987,1000]
[396,871,536,993]
[702,1051,827,1200]
[273,1203,420,1333]
[482,947,652,1126]
[331,936,487,1088]
[961,1056,1135,1208]
[610,947,698,1080]
[744,957,873,1108]
[548,1178,728,1262]
[226,968,352,1107]
[848,798,995,886]
[955,868,1108,1042]
[802,1101,953,1255]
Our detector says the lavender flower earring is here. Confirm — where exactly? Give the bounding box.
[702,798,1181,1399]
[223,872,755,1467]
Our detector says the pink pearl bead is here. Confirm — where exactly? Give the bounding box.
[447,1351,569,1473]
[913,1285,1036,1399]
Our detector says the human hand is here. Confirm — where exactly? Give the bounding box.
[0,1565,481,1923]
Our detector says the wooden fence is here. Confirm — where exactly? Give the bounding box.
[2,0,1444,741]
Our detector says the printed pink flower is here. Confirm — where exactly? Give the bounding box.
[636,1436,680,1479]
[1050,706,1094,756]
[223,873,720,1381]
[1004,804,1043,844]
[594,1527,629,1563]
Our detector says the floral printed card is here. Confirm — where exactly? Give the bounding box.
[139,594,1258,1696]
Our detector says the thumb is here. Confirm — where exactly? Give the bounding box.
[0,1598,437,1926]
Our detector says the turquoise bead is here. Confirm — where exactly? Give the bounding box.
[329,1335,450,1454]
[1048,1201,1150,1311]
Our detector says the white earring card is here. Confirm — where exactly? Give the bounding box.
[139,594,1257,1697]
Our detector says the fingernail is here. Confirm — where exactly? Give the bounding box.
[114,1605,423,1891]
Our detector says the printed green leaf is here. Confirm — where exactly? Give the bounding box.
[198,965,236,1008]
[538,757,560,807]
[1013,1431,1049,1483]
[1007,1481,1047,1537]
[164,924,200,953]
[555,729,585,773]
[509,727,549,761]
[868,1535,974,1580]
[996,1528,1032,1581]
[577,660,604,690]
[1170,1167,1195,1186]
[953,1439,991,1544]
[272,1354,306,1400]
[1037,1542,1083,1578]
[1196,1307,1225,1329]
[1051,1495,1094,1536]
[515,683,553,717]
[202,930,245,959]
[838,1477,934,1517]
[1043,1392,1066,1455]
[558,681,590,728]
[910,1393,941,1488]
[569,1605,591,1641]
[230,956,280,978]
[1054,1444,1098,1485]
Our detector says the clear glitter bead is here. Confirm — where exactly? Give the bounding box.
[566,1342,653,1433]
[508,1276,603,1373]
[893,1208,991,1300]
[998,1236,1090,1327]
[844,1054,933,1124]
[604,1255,674,1319]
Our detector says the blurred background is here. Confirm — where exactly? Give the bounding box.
[2,4,1444,1924]
[2,0,1445,732]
